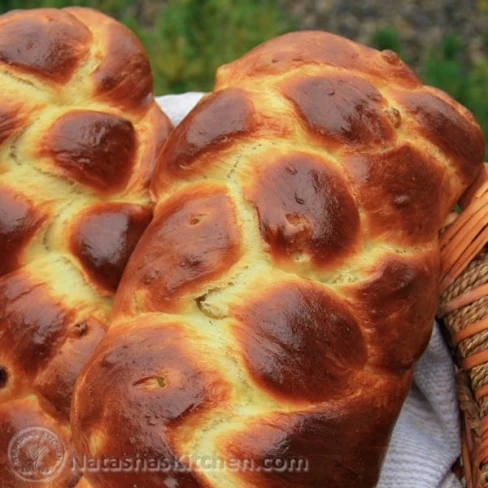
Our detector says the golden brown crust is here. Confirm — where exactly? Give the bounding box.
[152,88,255,192]
[218,375,411,488]
[0,272,73,378]
[0,9,91,83]
[232,280,367,403]
[63,7,154,111]
[42,110,137,192]
[70,203,153,293]
[216,31,422,89]
[281,74,397,149]
[342,144,450,244]
[391,88,485,185]
[0,186,46,276]
[243,151,361,269]
[0,7,172,487]
[340,248,441,369]
[0,397,81,487]
[73,319,231,488]
[0,101,29,145]
[34,317,106,421]
[72,31,485,488]
[113,183,242,316]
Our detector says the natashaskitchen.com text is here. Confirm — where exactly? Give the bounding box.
[72,453,310,474]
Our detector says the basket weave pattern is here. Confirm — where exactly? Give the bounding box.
[438,164,488,488]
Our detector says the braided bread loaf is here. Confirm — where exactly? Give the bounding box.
[72,32,485,487]
[0,7,172,486]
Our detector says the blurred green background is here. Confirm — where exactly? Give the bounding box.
[0,0,486,157]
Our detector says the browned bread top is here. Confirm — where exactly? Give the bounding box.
[0,7,172,487]
[71,32,485,487]
[0,7,154,110]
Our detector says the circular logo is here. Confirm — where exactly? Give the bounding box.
[8,426,65,482]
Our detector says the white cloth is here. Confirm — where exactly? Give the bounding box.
[378,324,461,488]
[155,93,462,488]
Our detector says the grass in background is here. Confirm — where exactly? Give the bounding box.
[370,27,403,55]
[125,0,297,94]
[0,0,135,14]
[0,0,486,157]
[0,0,296,93]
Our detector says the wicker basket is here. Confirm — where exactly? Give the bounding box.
[438,163,488,488]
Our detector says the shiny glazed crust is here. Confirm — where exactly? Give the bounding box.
[72,32,485,487]
[0,7,172,487]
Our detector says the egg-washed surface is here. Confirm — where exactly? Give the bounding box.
[72,31,485,488]
[0,7,172,487]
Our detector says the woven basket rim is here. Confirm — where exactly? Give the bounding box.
[439,162,488,488]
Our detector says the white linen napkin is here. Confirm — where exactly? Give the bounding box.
[155,93,462,488]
